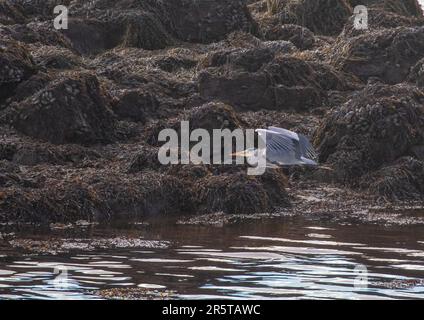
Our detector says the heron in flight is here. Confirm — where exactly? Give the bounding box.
[232,127,319,167]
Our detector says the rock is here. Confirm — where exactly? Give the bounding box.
[62,0,257,54]
[0,38,36,102]
[194,169,289,214]
[0,22,74,49]
[199,55,351,110]
[12,72,117,145]
[342,8,424,38]
[408,57,424,87]
[128,147,162,173]
[331,27,424,84]
[164,0,259,43]
[145,101,244,148]
[0,0,26,25]
[0,170,196,223]
[263,24,317,50]
[314,83,424,182]
[0,143,16,161]
[112,89,160,123]
[279,0,353,36]
[202,47,276,72]
[347,0,423,17]
[30,45,84,70]
[361,157,424,201]
[188,102,244,132]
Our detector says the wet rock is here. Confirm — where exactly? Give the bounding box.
[13,0,70,20]
[188,102,244,132]
[0,169,196,223]
[0,0,26,25]
[30,45,84,70]
[0,22,74,49]
[0,38,36,102]
[11,144,100,166]
[331,27,424,84]
[361,157,424,201]
[202,47,276,72]
[0,161,40,188]
[64,0,257,54]
[279,0,353,36]
[194,169,289,215]
[89,48,197,105]
[2,72,52,108]
[164,0,259,43]
[408,58,424,87]
[12,72,117,145]
[0,143,16,161]
[263,24,317,50]
[145,101,244,147]
[314,83,424,182]
[128,147,162,173]
[342,8,424,38]
[199,55,351,110]
[154,55,197,73]
[347,0,423,17]
[113,89,160,123]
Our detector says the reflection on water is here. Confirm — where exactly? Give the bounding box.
[0,216,424,299]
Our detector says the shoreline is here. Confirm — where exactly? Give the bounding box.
[1,1,424,225]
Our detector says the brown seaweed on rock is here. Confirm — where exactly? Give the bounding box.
[62,0,258,54]
[199,54,353,111]
[262,24,317,50]
[408,57,424,87]
[194,169,290,215]
[0,0,26,25]
[360,157,424,201]
[11,72,117,145]
[0,38,36,102]
[347,0,423,17]
[279,0,353,36]
[330,27,424,84]
[315,83,424,183]
[342,8,424,38]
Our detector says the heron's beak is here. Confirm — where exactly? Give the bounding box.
[231,150,248,157]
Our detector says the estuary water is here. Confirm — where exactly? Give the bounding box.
[0,215,423,300]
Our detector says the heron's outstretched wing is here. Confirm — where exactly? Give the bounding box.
[256,129,300,164]
[298,134,318,161]
[267,126,299,141]
[269,126,318,161]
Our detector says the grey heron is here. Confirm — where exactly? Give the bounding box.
[232,126,319,167]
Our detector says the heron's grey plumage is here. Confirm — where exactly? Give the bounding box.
[256,127,318,166]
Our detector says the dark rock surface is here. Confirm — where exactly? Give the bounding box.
[11,72,117,144]
[315,83,424,182]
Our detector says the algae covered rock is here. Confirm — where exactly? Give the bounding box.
[331,27,424,84]
[12,72,117,145]
[164,0,258,43]
[194,169,289,214]
[263,24,317,50]
[280,0,353,36]
[360,157,424,201]
[112,89,160,123]
[0,38,36,102]
[0,0,26,25]
[315,83,424,182]
[200,55,351,110]
[408,58,424,87]
[347,0,423,17]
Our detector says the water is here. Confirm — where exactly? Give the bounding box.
[0,216,423,300]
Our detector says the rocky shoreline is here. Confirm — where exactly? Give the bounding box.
[1,0,424,224]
